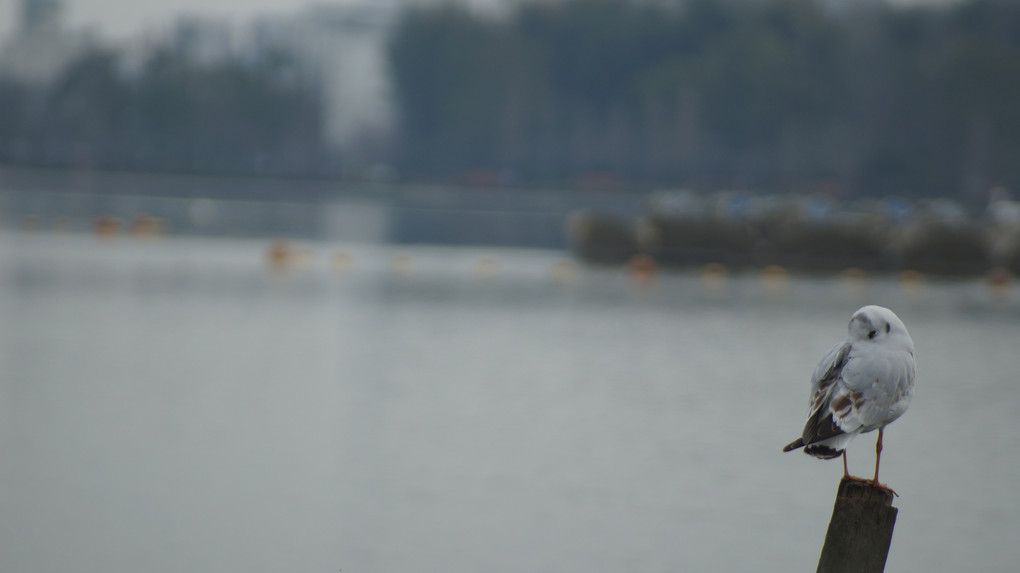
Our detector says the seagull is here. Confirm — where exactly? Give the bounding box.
[783,305,915,492]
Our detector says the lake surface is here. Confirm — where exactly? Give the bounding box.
[2,233,1019,573]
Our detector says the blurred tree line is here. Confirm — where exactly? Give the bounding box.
[0,46,331,177]
[390,0,1020,198]
[1,0,1018,198]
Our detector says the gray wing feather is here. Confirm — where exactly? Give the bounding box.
[807,341,851,409]
[800,341,852,445]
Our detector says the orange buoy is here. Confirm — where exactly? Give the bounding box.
[93,215,121,238]
[988,266,1011,299]
[550,258,578,285]
[627,254,658,284]
[130,214,166,237]
[761,264,789,295]
[474,255,500,280]
[331,250,355,274]
[899,270,924,296]
[390,252,415,276]
[701,262,728,293]
[839,267,868,296]
[266,239,294,270]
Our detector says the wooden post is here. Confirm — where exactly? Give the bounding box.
[816,478,898,573]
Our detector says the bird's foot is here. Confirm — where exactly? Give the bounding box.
[840,475,899,497]
[869,479,899,497]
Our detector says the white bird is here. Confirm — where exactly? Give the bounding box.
[783,305,916,492]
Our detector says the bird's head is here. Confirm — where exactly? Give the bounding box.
[848,305,914,352]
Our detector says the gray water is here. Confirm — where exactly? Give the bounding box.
[2,233,1019,573]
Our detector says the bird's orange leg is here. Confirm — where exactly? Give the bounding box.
[841,450,870,484]
[873,427,883,484]
[869,428,899,497]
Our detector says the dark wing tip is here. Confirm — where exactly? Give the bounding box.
[804,444,844,460]
[782,438,805,452]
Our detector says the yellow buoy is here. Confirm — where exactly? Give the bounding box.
[550,258,578,285]
[988,266,1011,300]
[474,255,500,280]
[93,215,121,238]
[331,250,355,274]
[390,252,415,276]
[899,270,925,296]
[295,246,316,268]
[627,254,658,285]
[701,262,728,293]
[266,239,294,270]
[839,267,868,296]
[130,214,166,238]
[761,264,789,295]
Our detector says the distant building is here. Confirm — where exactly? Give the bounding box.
[250,1,400,158]
[0,0,96,83]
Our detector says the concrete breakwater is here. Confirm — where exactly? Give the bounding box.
[567,193,1020,278]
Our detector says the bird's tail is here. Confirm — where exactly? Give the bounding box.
[804,444,843,459]
[783,437,844,459]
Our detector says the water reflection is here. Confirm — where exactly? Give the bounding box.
[1,234,1019,573]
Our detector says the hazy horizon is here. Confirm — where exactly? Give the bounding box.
[0,0,341,41]
[0,0,960,43]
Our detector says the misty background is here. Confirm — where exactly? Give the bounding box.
[3,2,1020,573]
[1,0,1018,198]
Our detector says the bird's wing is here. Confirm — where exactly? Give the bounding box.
[800,341,852,445]
[841,346,916,429]
[806,341,850,410]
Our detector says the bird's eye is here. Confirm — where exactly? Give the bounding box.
[885,323,891,334]
[868,330,877,339]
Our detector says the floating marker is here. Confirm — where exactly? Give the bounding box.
[761,264,789,295]
[390,252,415,276]
[899,269,924,296]
[295,246,316,268]
[331,250,355,274]
[130,214,166,238]
[474,255,500,280]
[700,262,728,292]
[839,267,868,296]
[988,266,1011,300]
[627,254,658,284]
[550,258,578,285]
[266,239,294,270]
[93,215,121,238]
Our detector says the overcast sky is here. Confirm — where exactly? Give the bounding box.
[0,0,335,41]
[0,0,956,44]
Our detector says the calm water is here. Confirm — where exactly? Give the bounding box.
[2,233,1019,573]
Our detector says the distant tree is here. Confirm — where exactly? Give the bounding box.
[0,42,329,176]
[390,5,542,178]
[387,0,1020,198]
[132,47,326,174]
[31,50,130,168]
[0,79,32,160]
[4,0,1020,195]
